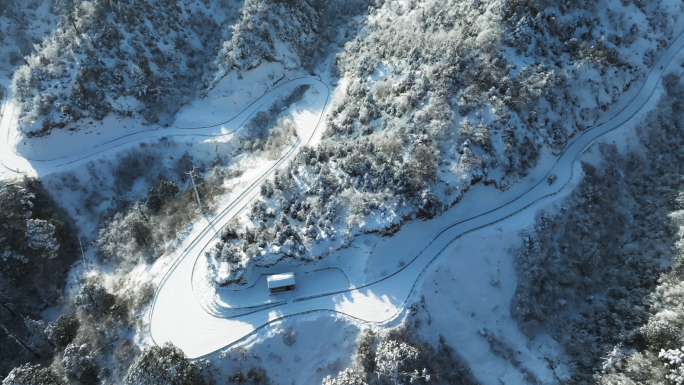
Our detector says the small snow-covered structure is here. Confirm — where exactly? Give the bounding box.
[267,273,296,294]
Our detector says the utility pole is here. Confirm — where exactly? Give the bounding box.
[187,167,203,214]
[78,235,86,266]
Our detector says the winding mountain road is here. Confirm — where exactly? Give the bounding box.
[151,31,684,359]
[2,28,684,360]
[0,77,326,174]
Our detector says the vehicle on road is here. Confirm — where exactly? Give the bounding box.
[267,273,296,294]
[547,174,557,185]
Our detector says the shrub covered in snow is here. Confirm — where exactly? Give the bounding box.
[661,348,684,385]
[123,343,203,385]
[75,284,117,317]
[1,364,66,385]
[322,367,368,385]
[61,343,99,385]
[45,315,80,348]
[374,340,429,384]
[325,325,476,385]
[0,178,77,377]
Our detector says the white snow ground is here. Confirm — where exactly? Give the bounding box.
[3,19,684,379]
[143,24,684,360]
[0,76,326,177]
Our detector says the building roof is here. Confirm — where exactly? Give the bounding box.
[267,273,295,288]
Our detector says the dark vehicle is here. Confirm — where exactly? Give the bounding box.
[547,174,557,185]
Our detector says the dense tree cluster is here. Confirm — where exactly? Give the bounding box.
[0,178,77,377]
[11,0,238,135]
[123,343,204,385]
[11,0,377,135]
[0,177,159,381]
[0,1,58,78]
[207,133,450,285]
[95,159,232,267]
[61,343,99,385]
[226,367,271,384]
[75,284,117,316]
[242,85,307,159]
[208,0,373,89]
[42,136,238,268]
[660,348,684,385]
[44,314,79,348]
[207,0,682,285]
[323,325,477,385]
[327,0,675,182]
[512,74,684,383]
[2,364,66,385]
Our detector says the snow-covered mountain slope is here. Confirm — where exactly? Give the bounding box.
[149,23,684,360]
[0,1,59,80]
[508,69,684,383]
[9,0,373,138]
[209,0,372,86]
[201,0,684,293]
[4,0,684,383]
[10,0,241,135]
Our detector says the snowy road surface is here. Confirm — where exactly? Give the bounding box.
[198,268,351,318]
[2,29,684,359]
[0,77,325,175]
[150,30,684,359]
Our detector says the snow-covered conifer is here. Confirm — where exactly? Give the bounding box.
[375,340,430,384]
[2,364,66,385]
[123,343,202,385]
[45,315,79,348]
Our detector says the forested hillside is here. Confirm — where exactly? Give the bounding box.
[204,0,684,287]
[11,0,239,135]
[0,1,58,79]
[0,178,78,379]
[208,0,373,90]
[10,0,374,136]
[3,0,684,383]
[512,74,684,383]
